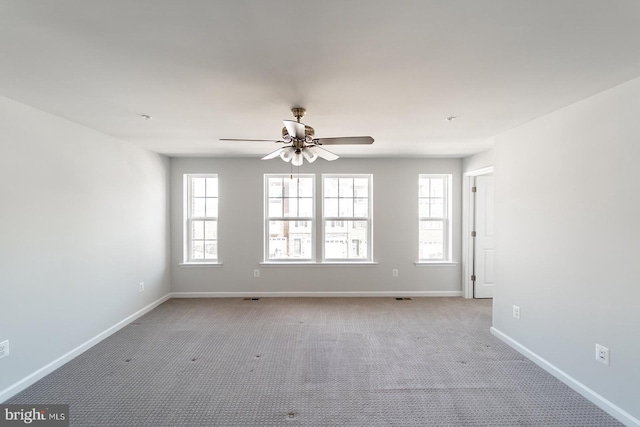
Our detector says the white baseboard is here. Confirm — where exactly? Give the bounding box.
[0,294,172,403]
[170,291,462,298]
[490,327,639,427]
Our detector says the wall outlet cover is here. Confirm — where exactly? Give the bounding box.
[595,344,610,366]
[512,305,520,319]
[0,340,9,359]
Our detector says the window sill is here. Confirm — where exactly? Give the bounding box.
[414,261,457,266]
[260,261,378,267]
[179,262,223,267]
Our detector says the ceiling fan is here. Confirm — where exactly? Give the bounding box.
[220,107,374,165]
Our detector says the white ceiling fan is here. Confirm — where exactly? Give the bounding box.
[220,108,374,165]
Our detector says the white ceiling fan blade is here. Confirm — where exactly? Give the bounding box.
[307,145,339,161]
[302,148,318,163]
[313,136,374,145]
[283,120,306,140]
[262,147,288,160]
[221,138,284,143]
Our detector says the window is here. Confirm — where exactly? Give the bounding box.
[418,174,451,261]
[185,174,218,262]
[265,175,314,260]
[323,175,372,261]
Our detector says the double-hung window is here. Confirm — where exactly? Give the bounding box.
[265,174,314,261]
[418,174,451,261]
[185,174,218,262]
[323,175,372,261]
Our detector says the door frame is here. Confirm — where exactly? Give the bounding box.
[462,166,494,299]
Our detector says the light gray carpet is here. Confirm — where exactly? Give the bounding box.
[8,297,621,426]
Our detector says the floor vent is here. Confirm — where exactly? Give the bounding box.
[244,298,260,301]
[395,297,412,301]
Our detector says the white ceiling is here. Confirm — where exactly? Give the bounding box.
[2,1,640,158]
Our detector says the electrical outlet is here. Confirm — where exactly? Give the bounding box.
[253,269,260,278]
[595,344,610,366]
[512,305,520,319]
[139,282,145,293]
[0,340,9,359]
[392,269,399,277]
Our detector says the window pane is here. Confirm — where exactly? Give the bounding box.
[269,179,282,197]
[204,221,217,239]
[192,221,204,239]
[269,199,282,217]
[339,178,353,197]
[284,178,297,197]
[419,220,443,260]
[283,197,298,217]
[430,198,444,218]
[298,177,313,197]
[354,198,368,217]
[268,220,312,259]
[206,178,218,197]
[430,178,444,197]
[324,198,338,217]
[293,220,311,230]
[339,198,353,217]
[192,241,204,260]
[192,178,205,197]
[324,220,368,259]
[204,241,217,259]
[205,198,218,217]
[299,198,313,217]
[192,198,205,217]
[325,236,348,259]
[324,178,339,197]
[419,199,429,217]
[354,178,369,197]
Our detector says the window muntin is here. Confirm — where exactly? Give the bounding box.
[418,174,451,261]
[185,174,218,262]
[265,175,315,261]
[323,175,372,261]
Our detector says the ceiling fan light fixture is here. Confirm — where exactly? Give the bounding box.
[292,151,304,166]
[280,147,293,162]
[302,149,318,163]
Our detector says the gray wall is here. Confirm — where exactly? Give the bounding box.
[0,95,171,395]
[492,77,640,422]
[171,157,462,295]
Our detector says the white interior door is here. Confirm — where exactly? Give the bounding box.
[474,174,494,298]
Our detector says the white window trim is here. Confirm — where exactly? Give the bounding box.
[264,174,316,262]
[260,261,378,267]
[322,174,373,262]
[418,174,452,263]
[183,174,220,264]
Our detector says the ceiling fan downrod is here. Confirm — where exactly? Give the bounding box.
[291,107,306,123]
